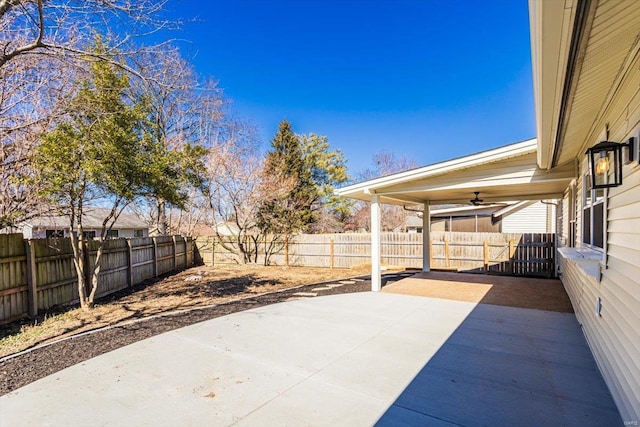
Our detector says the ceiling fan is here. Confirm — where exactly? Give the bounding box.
[470,192,485,206]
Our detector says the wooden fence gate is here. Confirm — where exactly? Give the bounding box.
[481,233,555,278]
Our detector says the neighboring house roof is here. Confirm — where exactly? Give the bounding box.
[530,0,640,169]
[336,139,574,206]
[23,208,148,229]
[175,223,215,237]
[404,215,423,228]
[214,221,241,236]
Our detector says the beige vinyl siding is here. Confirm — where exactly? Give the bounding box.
[560,100,640,420]
[603,158,640,420]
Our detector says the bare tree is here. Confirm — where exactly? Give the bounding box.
[349,150,418,232]
[0,0,171,69]
[0,53,80,228]
[130,45,223,235]
[201,120,293,264]
[0,0,172,229]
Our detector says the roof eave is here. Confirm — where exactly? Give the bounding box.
[335,139,537,200]
[529,0,586,170]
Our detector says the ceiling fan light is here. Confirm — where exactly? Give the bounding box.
[470,192,483,205]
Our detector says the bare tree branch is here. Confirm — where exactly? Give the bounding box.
[1,0,172,69]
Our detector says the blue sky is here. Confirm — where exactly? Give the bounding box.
[166,0,535,176]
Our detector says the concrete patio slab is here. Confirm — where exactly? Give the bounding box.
[0,292,621,426]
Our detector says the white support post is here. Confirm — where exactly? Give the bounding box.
[371,195,382,291]
[423,202,431,272]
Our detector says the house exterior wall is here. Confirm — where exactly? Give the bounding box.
[501,201,554,233]
[27,227,148,239]
[557,74,640,420]
[21,225,34,240]
[117,228,149,238]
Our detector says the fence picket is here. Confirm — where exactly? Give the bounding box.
[0,234,194,323]
[195,232,555,278]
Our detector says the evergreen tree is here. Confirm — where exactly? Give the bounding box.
[34,42,196,308]
[300,133,350,232]
[256,119,317,234]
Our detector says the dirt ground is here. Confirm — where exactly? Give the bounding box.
[0,264,377,395]
[382,271,574,313]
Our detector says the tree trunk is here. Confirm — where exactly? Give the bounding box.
[75,240,89,309]
[250,235,259,264]
[70,221,90,309]
[87,244,103,306]
[157,198,167,235]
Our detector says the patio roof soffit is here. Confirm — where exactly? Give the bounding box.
[337,144,575,206]
[338,139,537,196]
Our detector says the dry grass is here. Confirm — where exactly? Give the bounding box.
[0,265,369,358]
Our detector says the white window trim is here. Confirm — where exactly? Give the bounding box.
[581,170,607,255]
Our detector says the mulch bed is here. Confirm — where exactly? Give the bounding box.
[0,277,372,396]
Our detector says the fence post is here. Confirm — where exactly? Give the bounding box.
[444,240,450,268]
[152,237,158,278]
[126,239,134,287]
[329,238,334,269]
[187,237,193,267]
[25,239,38,317]
[172,235,178,271]
[285,236,289,266]
[483,240,489,273]
[508,239,515,275]
[429,239,433,267]
[210,237,215,267]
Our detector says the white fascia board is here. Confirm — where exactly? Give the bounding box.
[335,139,537,197]
[529,0,576,169]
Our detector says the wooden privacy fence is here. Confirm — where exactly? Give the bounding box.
[0,234,194,323]
[430,232,555,277]
[195,232,555,278]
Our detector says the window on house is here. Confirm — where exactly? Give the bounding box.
[106,229,119,239]
[134,229,144,238]
[46,229,64,238]
[82,231,96,240]
[582,172,605,249]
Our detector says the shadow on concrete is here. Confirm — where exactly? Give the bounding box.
[374,302,622,426]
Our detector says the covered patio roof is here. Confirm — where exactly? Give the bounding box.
[336,138,575,206]
[335,138,576,291]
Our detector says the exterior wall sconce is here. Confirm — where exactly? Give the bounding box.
[585,138,635,189]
